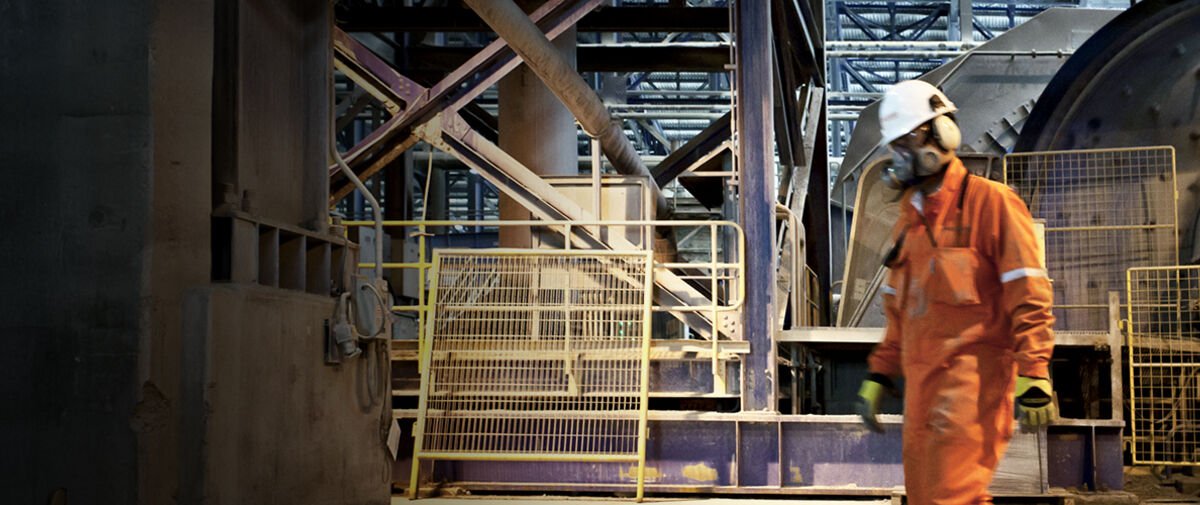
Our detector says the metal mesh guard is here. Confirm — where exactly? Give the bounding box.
[1005,147,1177,331]
[1128,266,1200,465]
[418,250,651,458]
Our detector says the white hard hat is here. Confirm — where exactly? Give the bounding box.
[877,80,958,147]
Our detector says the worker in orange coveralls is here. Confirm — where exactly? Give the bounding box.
[854,80,1057,505]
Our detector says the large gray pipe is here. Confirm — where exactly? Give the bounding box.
[464,0,671,219]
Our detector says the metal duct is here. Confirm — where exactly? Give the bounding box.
[464,0,671,219]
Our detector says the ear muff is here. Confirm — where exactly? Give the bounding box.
[915,146,942,175]
[930,115,961,151]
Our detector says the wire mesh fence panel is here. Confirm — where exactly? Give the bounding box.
[1128,266,1200,465]
[1005,147,1177,331]
[417,250,651,459]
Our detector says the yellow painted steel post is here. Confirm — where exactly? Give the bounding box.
[710,223,721,391]
[636,251,653,502]
[1170,268,1180,465]
[409,251,441,499]
[1171,146,1180,265]
[417,224,430,375]
[1127,268,1137,462]
[591,136,602,239]
[564,254,574,396]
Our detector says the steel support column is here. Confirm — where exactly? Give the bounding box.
[959,0,973,42]
[736,0,777,412]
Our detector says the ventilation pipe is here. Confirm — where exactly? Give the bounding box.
[464,0,672,220]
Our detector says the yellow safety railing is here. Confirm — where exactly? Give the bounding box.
[1004,146,1178,331]
[409,249,655,500]
[343,219,745,379]
[1127,265,1200,465]
[804,265,821,326]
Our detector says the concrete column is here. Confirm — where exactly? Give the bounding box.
[497,2,577,247]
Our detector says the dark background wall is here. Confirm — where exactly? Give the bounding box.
[0,1,152,503]
[0,1,389,503]
[142,0,216,503]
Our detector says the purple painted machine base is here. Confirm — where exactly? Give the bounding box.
[395,415,1122,495]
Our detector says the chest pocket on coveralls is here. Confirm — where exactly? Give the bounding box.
[926,248,982,306]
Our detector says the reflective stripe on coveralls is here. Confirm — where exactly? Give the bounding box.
[869,158,1055,505]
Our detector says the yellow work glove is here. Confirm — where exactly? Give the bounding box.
[856,374,895,434]
[1015,375,1056,427]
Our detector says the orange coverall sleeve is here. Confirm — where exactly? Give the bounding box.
[985,188,1056,378]
[868,219,908,379]
[868,272,904,379]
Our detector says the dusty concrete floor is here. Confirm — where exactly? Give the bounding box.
[1123,466,1200,503]
[396,498,891,505]
[400,466,1200,505]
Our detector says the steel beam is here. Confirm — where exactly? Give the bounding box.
[393,415,1123,492]
[331,19,723,339]
[780,0,825,87]
[651,112,731,187]
[463,0,670,219]
[736,0,777,412]
[337,6,729,33]
[788,86,825,215]
[331,0,591,177]
[396,45,731,73]
[959,0,973,42]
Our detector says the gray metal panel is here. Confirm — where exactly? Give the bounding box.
[833,8,1120,327]
[1013,0,1200,262]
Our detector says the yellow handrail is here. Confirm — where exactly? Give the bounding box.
[343,219,747,379]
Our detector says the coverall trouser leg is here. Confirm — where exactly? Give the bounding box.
[902,348,1016,505]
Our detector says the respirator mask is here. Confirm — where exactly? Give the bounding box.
[880,115,961,190]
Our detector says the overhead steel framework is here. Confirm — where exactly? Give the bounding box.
[824,0,1128,162]
[333,0,738,230]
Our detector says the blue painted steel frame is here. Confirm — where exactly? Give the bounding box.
[1047,426,1124,492]
[394,417,1121,493]
[735,0,777,413]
